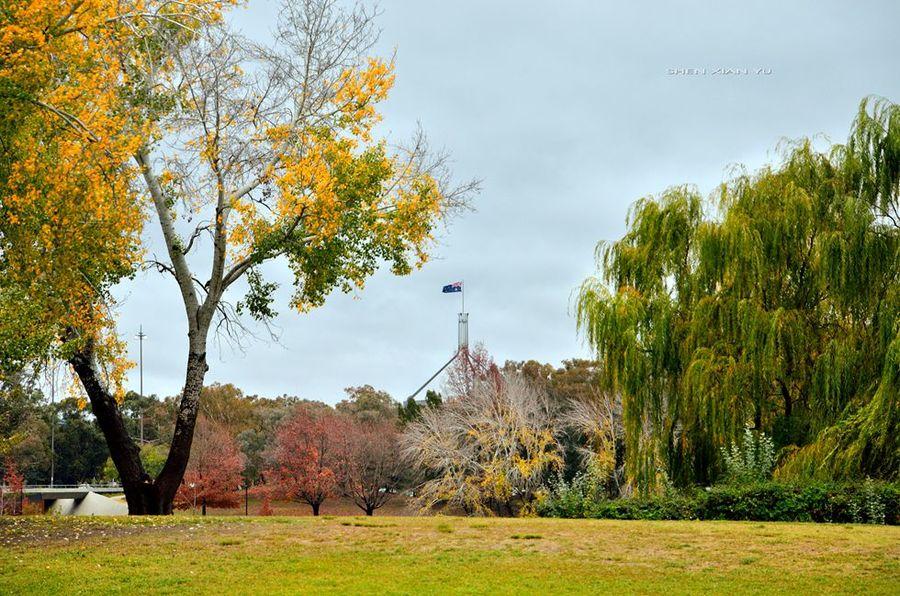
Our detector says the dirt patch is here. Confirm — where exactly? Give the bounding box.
[0,517,231,549]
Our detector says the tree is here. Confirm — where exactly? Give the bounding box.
[403,372,562,516]
[503,359,604,406]
[577,98,899,493]
[237,428,269,487]
[0,0,149,381]
[103,443,168,484]
[265,407,344,516]
[52,398,110,485]
[237,395,300,486]
[398,389,443,424]
[174,418,243,515]
[199,384,257,435]
[337,385,397,423]
[397,396,421,424]
[1,458,24,515]
[2,415,50,485]
[444,343,499,399]
[562,392,624,496]
[0,374,50,483]
[424,390,443,410]
[2,0,474,514]
[119,391,172,445]
[503,359,610,482]
[337,419,404,516]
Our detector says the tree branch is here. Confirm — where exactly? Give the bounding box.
[135,146,201,324]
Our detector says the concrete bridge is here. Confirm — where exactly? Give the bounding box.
[20,484,127,515]
[23,484,123,500]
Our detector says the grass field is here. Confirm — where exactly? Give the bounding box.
[1,516,897,594]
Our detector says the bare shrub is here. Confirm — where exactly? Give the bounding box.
[402,373,562,516]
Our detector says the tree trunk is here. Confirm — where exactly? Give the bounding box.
[70,337,209,515]
[780,379,793,418]
[311,502,320,516]
[154,349,209,511]
[365,506,374,516]
[202,498,207,516]
[69,339,164,514]
[124,483,170,515]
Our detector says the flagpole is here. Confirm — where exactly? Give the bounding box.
[462,279,465,313]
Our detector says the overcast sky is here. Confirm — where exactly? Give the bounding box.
[112,0,900,404]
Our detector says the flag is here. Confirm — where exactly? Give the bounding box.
[442,281,463,293]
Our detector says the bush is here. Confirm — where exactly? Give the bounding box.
[539,479,900,524]
[539,473,602,519]
[586,493,702,521]
[539,473,701,520]
[720,427,776,485]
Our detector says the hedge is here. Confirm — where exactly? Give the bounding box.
[538,480,900,524]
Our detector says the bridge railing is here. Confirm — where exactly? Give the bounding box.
[5,483,123,493]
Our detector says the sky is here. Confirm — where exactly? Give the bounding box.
[112,0,900,404]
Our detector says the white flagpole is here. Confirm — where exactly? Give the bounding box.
[462,279,465,313]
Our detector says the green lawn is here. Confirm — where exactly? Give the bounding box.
[1,515,897,594]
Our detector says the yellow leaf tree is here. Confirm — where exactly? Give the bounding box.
[1,0,474,513]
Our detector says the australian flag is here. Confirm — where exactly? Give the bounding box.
[442,281,463,293]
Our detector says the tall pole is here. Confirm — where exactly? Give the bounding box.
[462,279,465,314]
[136,326,146,444]
[49,367,55,487]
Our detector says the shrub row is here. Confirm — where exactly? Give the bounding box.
[538,480,899,524]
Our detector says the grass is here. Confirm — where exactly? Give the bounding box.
[1,516,898,594]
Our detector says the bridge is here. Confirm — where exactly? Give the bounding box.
[16,484,127,515]
[22,484,123,500]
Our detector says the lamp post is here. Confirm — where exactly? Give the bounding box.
[49,367,56,487]
[189,482,197,515]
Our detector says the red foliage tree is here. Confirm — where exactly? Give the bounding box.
[258,494,274,516]
[1,458,25,515]
[174,418,243,515]
[337,419,404,516]
[446,343,500,399]
[265,407,346,515]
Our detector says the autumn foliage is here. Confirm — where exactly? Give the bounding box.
[445,344,500,399]
[1,457,25,515]
[2,0,471,514]
[0,0,147,384]
[337,420,404,516]
[402,372,562,516]
[265,408,346,516]
[174,418,244,514]
[264,405,404,516]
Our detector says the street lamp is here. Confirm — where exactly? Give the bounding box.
[189,482,197,514]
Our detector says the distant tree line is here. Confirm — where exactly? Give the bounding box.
[0,353,608,517]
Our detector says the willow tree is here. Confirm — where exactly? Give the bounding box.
[578,98,899,493]
[1,0,473,513]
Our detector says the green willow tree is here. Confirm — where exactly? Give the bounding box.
[578,98,899,494]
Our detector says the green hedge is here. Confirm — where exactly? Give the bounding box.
[538,480,899,524]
